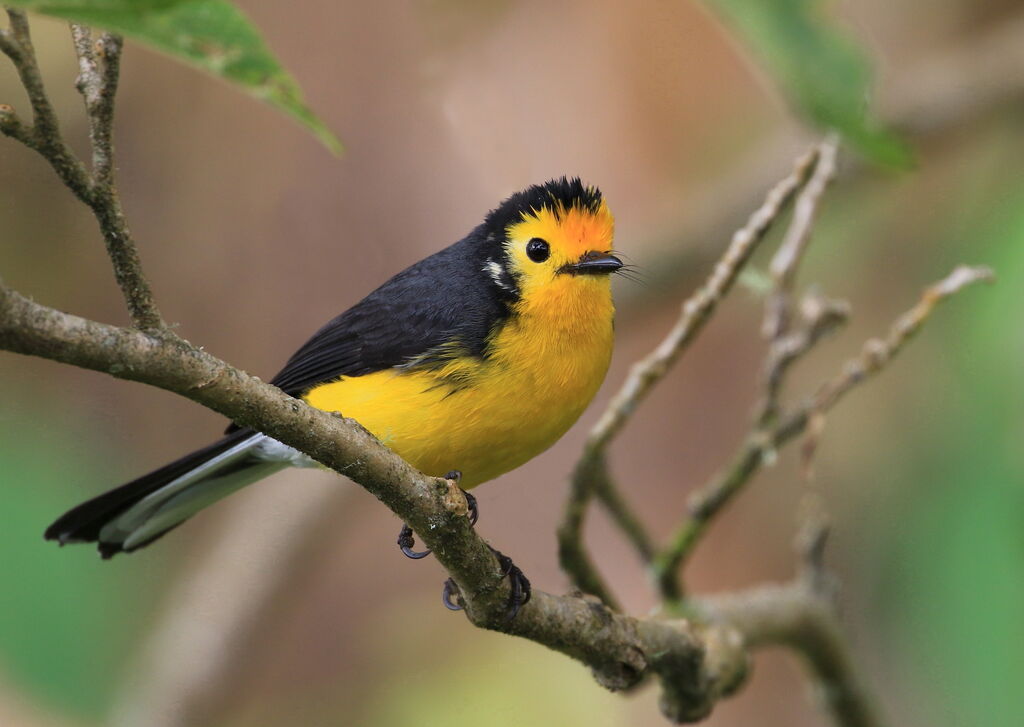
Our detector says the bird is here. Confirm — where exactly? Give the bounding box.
[44,177,622,609]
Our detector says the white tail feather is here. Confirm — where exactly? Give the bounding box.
[98,434,264,542]
[95,433,321,550]
[97,433,288,548]
[119,460,288,550]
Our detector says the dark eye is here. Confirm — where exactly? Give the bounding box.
[526,238,550,263]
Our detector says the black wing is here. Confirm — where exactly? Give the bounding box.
[268,227,515,397]
[222,178,602,432]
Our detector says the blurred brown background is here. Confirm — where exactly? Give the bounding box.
[1,1,1022,726]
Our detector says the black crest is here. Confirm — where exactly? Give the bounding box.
[482,177,603,239]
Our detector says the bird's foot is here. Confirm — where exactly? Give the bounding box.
[441,545,531,620]
[396,470,476,559]
[464,488,479,526]
[397,523,431,559]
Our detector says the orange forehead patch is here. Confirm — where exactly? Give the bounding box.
[508,200,615,261]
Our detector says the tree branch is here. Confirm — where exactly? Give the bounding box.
[589,144,821,455]
[1,14,163,330]
[0,9,90,194]
[810,265,994,414]
[0,281,752,722]
[558,452,622,608]
[755,290,850,428]
[558,144,822,603]
[757,135,845,427]
[763,135,840,341]
[594,461,657,563]
[70,24,122,189]
[652,265,994,602]
[701,580,884,727]
[5,260,894,725]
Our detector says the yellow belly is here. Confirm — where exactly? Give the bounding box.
[303,294,614,488]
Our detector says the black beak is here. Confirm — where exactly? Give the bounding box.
[559,251,623,276]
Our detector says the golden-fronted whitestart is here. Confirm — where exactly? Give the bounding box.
[45,178,623,610]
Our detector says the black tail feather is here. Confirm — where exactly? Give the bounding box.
[45,428,255,554]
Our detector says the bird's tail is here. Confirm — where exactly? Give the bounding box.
[44,429,288,558]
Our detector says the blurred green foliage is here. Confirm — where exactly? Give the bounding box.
[0,417,154,721]
[882,188,1024,727]
[705,0,911,166]
[6,0,342,153]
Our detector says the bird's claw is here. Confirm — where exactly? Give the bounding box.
[493,547,532,619]
[396,470,474,559]
[464,491,478,526]
[440,546,531,620]
[442,578,463,610]
[397,468,526,618]
[397,523,431,559]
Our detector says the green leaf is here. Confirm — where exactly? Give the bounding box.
[704,0,911,167]
[7,0,342,154]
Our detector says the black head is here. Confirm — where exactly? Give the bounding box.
[481,177,604,240]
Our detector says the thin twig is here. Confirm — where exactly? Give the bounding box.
[763,135,840,340]
[87,180,166,330]
[557,454,621,608]
[557,145,822,601]
[811,265,995,413]
[592,145,821,453]
[65,24,160,329]
[653,265,995,602]
[756,291,850,427]
[557,453,656,610]
[0,10,91,194]
[1,14,164,330]
[594,469,656,562]
[4,8,58,137]
[71,25,122,188]
[0,103,33,145]
[794,489,835,600]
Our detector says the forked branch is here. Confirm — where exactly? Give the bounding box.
[558,144,823,606]
[652,264,992,601]
[1,10,162,329]
[555,125,990,727]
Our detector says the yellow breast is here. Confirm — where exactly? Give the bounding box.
[303,276,614,488]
